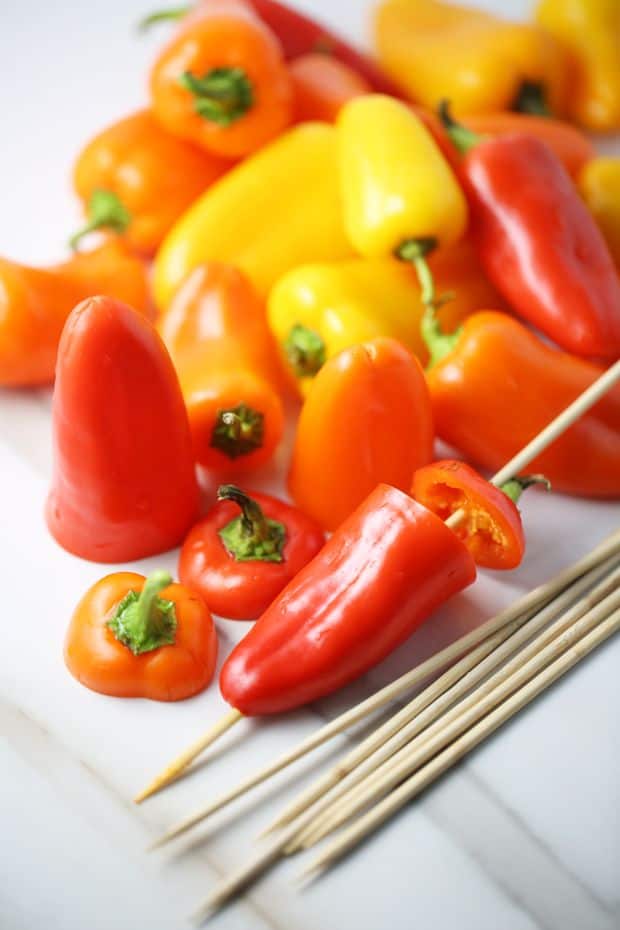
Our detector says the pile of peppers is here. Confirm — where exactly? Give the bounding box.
[3,0,619,711]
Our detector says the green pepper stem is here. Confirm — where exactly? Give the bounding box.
[69,189,131,251]
[137,4,190,30]
[217,484,286,563]
[437,100,484,156]
[421,306,462,369]
[284,324,326,378]
[107,570,177,656]
[179,68,254,127]
[397,237,438,309]
[211,403,265,459]
[513,81,551,118]
[501,474,552,505]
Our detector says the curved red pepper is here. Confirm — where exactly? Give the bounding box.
[442,109,620,360]
[220,484,476,715]
[411,460,528,570]
[46,297,200,562]
[178,486,325,620]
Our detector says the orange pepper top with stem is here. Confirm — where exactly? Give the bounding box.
[71,110,230,256]
[288,337,434,531]
[158,261,286,472]
[0,240,150,388]
[150,0,293,158]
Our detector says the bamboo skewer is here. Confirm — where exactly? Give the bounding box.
[300,605,620,883]
[153,551,618,850]
[194,594,620,920]
[295,566,620,849]
[136,359,620,806]
[284,557,620,852]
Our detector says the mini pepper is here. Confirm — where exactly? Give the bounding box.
[221,484,477,715]
[65,571,218,701]
[579,158,620,268]
[179,485,325,620]
[46,297,200,562]
[70,110,229,256]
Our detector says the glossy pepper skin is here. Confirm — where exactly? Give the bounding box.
[374,0,568,116]
[0,241,150,387]
[454,129,620,360]
[71,110,229,256]
[153,123,353,307]
[338,96,468,260]
[150,0,292,159]
[427,312,620,499]
[158,262,285,471]
[268,240,507,396]
[463,113,595,180]
[179,486,325,620]
[411,460,527,570]
[65,572,217,701]
[536,0,620,132]
[288,338,434,532]
[220,484,477,715]
[579,158,620,268]
[46,297,200,562]
[289,54,370,123]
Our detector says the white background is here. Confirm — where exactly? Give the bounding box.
[1,3,619,930]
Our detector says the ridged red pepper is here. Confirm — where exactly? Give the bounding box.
[46,297,200,562]
[440,105,620,361]
[220,484,476,715]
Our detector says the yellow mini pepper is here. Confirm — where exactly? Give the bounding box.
[268,240,508,396]
[536,0,620,132]
[579,158,620,267]
[152,123,354,309]
[374,0,568,116]
[337,94,468,310]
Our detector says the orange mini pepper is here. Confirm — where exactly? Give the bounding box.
[150,0,292,158]
[289,53,371,123]
[288,337,434,531]
[412,460,548,570]
[70,110,229,256]
[65,571,217,701]
[0,240,150,388]
[158,262,286,472]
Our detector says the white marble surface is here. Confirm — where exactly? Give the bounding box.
[1,2,619,929]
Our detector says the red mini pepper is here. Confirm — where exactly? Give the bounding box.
[179,485,325,620]
[65,571,218,701]
[141,0,401,96]
[46,297,200,562]
[411,460,548,570]
[440,104,620,361]
[220,484,476,715]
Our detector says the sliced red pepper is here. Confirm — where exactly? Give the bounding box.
[178,485,325,620]
[411,460,548,570]
[220,484,476,715]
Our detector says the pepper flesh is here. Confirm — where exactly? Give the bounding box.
[373,0,568,116]
[220,484,477,715]
[579,158,620,268]
[289,53,370,123]
[46,297,200,562]
[536,0,620,132]
[411,460,526,570]
[150,0,292,158]
[153,122,354,308]
[0,240,150,388]
[455,130,620,360]
[158,262,286,471]
[178,488,325,620]
[65,572,217,701]
[288,338,434,532]
[72,110,229,256]
[268,240,508,396]
[338,95,468,259]
[427,311,620,499]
